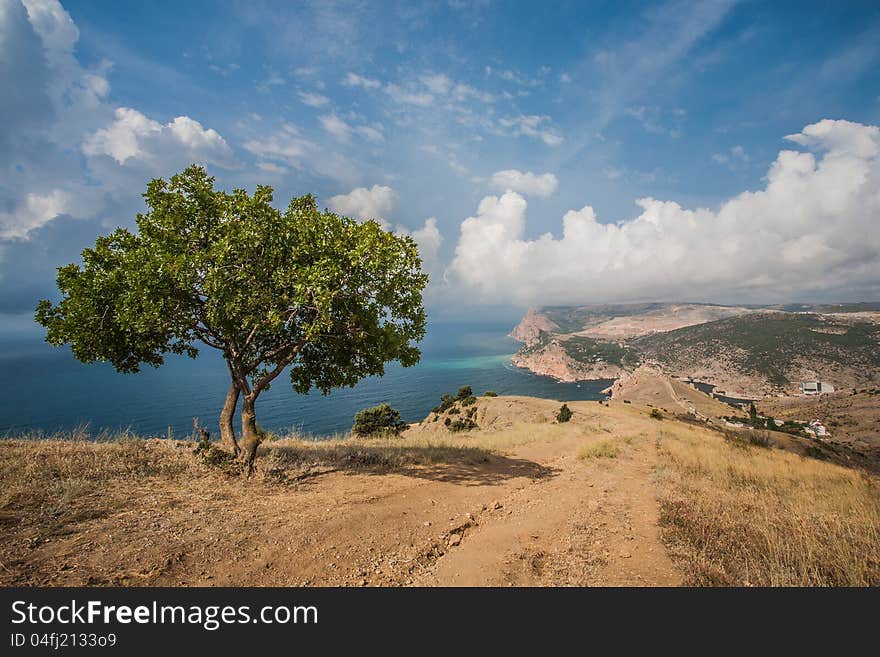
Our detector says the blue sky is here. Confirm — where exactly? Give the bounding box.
[2,0,880,324]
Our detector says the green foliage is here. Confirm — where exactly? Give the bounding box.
[432,394,455,414]
[556,403,572,423]
[352,404,408,437]
[483,390,498,397]
[650,408,664,420]
[447,418,478,433]
[460,395,477,407]
[560,335,635,368]
[447,406,460,415]
[35,166,428,459]
[636,312,880,387]
[456,385,473,400]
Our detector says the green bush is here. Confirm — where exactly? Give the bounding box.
[483,390,498,397]
[650,408,664,420]
[556,403,572,423]
[352,404,408,436]
[460,395,477,407]
[431,394,455,414]
[447,418,478,432]
[448,406,460,415]
[456,385,473,400]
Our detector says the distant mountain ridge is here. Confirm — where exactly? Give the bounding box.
[510,302,880,397]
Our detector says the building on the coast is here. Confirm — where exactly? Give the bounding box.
[799,381,834,395]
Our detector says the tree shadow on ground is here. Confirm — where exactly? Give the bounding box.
[259,443,559,487]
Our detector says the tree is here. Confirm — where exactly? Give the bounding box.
[36,166,428,472]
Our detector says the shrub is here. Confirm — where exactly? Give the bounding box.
[432,394,455,414]
[460,395,477,407]
[483,390,498,397]
[456,385,473,400]
[556,403,572,423]
[650,408,664,420]
[352,404,408,437]
[447,418,478,433]
[448,406,460,415]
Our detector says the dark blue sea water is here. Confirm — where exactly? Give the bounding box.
[0,319,610,438]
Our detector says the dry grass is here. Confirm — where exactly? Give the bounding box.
[578,439,621,459]
[258,433,495,478]
[656,424,880,586]
[0,436,196,537]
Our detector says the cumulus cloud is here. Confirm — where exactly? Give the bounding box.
[447,119,880,305]
[327,185,395,224]
[82,108,233,166]
[396,217,443,276]
[0,0,234,241]
[489,170,558,198]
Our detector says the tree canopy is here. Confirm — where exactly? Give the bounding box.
[36,165,428,470]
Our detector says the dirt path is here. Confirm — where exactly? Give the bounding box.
[413,432,679,586]
[2,401,682,587]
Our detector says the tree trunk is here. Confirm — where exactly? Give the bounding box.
[240,395,261,476]
[219,382,240,456]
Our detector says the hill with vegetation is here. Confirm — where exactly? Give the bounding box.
[510,303,880,396]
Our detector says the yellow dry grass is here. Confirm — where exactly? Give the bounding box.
[655,423,880,586]
[578,439,621,459]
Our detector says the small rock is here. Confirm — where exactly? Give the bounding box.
[492,501,502,510]
[448,534,461,547]
[423,521,432,527]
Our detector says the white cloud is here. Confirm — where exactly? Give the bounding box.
[298,90,330,107]
[343,72,381,89]
[499,114,563,145]
[355,124,384,143]
[82,107,234,166]
[327,185,395,223]
[489,169,558,198]
[384,83,433,107]
[0,189,68,240]
[712,144,749,167]
[420,73,452,94]
[243,123,311,162]
[447,119,880,305]
[0,1,234,241]
[319,114,352,142]
[396,217,443,276]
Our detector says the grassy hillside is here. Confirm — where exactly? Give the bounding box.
[635,312,880,387]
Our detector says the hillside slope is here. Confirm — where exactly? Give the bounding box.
[2,395,877,587]
[510,303,880,396]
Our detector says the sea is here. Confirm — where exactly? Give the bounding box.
[0,319,610,439]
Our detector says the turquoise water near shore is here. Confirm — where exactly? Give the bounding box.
[0,320,610,438]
